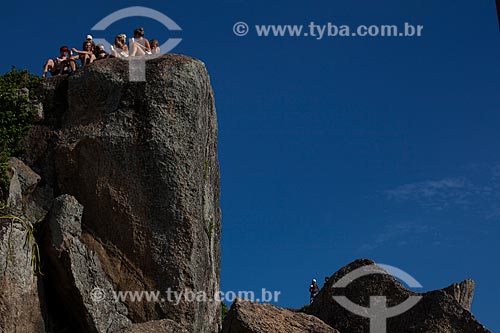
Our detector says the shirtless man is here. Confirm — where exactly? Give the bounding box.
[72,41,96,67]
[42,46,76,77]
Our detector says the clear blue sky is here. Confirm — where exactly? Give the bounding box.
[2,0,499,330]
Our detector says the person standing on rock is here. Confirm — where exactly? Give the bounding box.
[309,279,320,304]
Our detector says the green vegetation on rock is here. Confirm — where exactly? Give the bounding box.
[0,68,41,199]
[221,301,229,322]
[0,205,42,275]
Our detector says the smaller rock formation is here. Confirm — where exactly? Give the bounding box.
[6,157,40,208]
[44,194,131,333]
[222,299,339,333]
[443,279,475,310]
[0,158,46,333]
[307,259,491,333]
[6,157,53,222]
[0,215,45,333]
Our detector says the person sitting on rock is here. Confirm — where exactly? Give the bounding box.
[110,34,129,58]
[129,27,151,56]
[42,46,76,77]
[149,39,161,54]
[309,278,320,304]
[85,34,96,54]
[94,44,109,60]
[72,41,96,67]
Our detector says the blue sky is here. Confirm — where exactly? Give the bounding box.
[2,0,499,330]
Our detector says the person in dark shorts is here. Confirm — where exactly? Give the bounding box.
[72,41,96,67]
[42,46,76,77]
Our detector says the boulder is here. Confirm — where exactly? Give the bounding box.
[6,157,53,223]
[35,54,221,332]
[222,299,339,333]
[306,259,490,333]
[6,157,41,209]
[44,194,131,333]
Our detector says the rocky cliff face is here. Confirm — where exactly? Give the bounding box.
[0,54,221,332]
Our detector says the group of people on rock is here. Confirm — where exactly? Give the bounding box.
[42,27,161,77]
[309,276,329,304]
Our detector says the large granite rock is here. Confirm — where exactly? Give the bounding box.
[306,259,490,333]
[30,54,221,332]
[44,194,131,333]
[222,299,339,333]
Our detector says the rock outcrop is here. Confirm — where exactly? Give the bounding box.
[0,54,221,332]
[33,54,221,332]
[443,279,475,310]
[6,157,40,209]
[6,157,52,222]
[0,159,45,333]
[223,299,339,333]
[0,213,45,333]
[306,259,490,333]
[44,194,131,332]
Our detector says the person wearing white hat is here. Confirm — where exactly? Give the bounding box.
[83,35,97,56]
[309,278,320,304]
[71,40,96,67]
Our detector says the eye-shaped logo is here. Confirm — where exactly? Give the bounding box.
[91,6,182,81]
[332,264,422,333]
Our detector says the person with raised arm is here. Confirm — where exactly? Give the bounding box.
[42,46,76,77]
[72,41,96,67]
